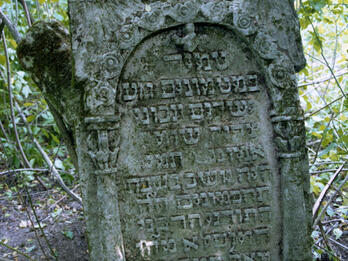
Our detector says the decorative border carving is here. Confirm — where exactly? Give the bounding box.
[71,1,311,260]
[84,0,306,169]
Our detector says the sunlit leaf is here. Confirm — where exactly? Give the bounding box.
[312,132,322,138]
[333,228,343,240]
[0,55,6,66]
[26,115,36,123]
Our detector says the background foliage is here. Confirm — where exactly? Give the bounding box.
[0,0,347,260]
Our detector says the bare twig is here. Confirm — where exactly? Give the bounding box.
[300,2,346,98]
[48,184,80,211]
[304,95,344,120]
[321,219,345,224]
[25,186,58,260]
[18,192,50,261]
[0,168,49,176]
[299,69,348,88]
[328,237,348,251]
[0,241,36,261]
[313,163,346,218]
[2,31,47,189]
[311,113,335,165]
[312,243,340,260]
[313,169,348,228]
[311,168,348,175]
[35,0,41,20]
[2,31,30,169]
[318,222,332,252]
[311,161,345,166]
[0,9,21,43]
[15,102,82,205]
[33,138,82,204]
[15,0,19,25]
[315,222,339,246]
[0,20,5,40]
[0,119,10,143]
[18,0,32,27]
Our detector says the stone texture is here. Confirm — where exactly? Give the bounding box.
[68,1,312,260]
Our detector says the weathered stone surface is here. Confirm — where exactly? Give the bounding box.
[68,1,312,260]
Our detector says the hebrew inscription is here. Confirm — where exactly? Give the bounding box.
[116,25,280,260]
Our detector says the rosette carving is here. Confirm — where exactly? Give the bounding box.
[233,12,257,36]
[169,1,199,23]
[201,2,228,22]
[268,63,295,89]
[254,33,278,60]
[102,52,122,79]
[118,25,140,49]
[86,83,116,115]
[138,9,165,31]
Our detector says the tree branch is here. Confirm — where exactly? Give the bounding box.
[15,102,82,205]
[18,0,32,27]
[0,241,35,261]
[0,9,21,43]
[299,69,348,88]
[328,237,348,251]
[304,95,344,120]
[313,163,346,218]
[313,164,348,228]
[0,168,49,176]
[300,2,346,98]
[2,30,47,189]
[0,20,5,40]
[2,31,30,169]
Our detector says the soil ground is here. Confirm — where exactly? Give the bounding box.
[0,187,89,261]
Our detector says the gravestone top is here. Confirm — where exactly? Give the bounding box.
[68,1,312,260]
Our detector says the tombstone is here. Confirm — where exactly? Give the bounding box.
[68,1,312,260]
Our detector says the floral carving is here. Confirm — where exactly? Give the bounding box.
[273,120,305,155]
[233,12,257,36]
[254,33,278,60]
[138,9,165,31]
[169,1,199,23]
[86,130,120,175]
[201,2,228,22]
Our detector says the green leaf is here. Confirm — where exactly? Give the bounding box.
[0,55,6,66]
[326,205,335,217]
[27,115,36,123]
[51,208,62,218]
[318,142,337,157]
[51,133,60,144]
[62,230,74,240]
[333,228,343,240]
[22,85,31,98]
[54,159,63,169]
[310,0,327,12]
